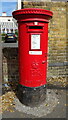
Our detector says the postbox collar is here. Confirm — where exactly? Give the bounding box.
[12,8,53,23]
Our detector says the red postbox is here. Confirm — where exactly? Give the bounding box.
[12,8,53,106]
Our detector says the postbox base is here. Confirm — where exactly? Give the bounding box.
[17,84,46,107]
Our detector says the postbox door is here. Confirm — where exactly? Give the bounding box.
[19,22,48,87]
[28,31,47,87]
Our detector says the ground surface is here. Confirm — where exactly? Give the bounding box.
[1,87,68,119]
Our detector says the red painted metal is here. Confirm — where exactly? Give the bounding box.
[12,8,53,87]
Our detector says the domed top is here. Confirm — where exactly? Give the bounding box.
[12,8,53,22]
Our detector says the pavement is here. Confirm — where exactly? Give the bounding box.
[2,87,68,120]
[2,42,18,48]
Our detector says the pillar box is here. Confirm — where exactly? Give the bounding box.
[12,8,53,106]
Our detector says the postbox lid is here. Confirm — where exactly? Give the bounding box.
[12,8,53,22]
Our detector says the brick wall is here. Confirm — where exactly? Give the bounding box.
[48,2,67,77]
[47,2,67,87]
[2,48,19,89]
[2,2,68,87]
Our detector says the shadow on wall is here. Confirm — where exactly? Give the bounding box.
[2,48,19,92]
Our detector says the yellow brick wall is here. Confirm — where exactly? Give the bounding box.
[48,2,66,63]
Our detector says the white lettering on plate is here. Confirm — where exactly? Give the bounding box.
[29,51,42,55]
